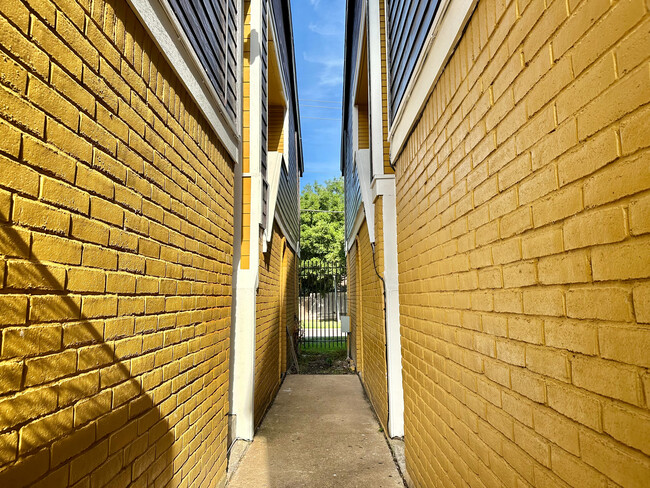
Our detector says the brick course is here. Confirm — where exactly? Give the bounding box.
[0,1,234,487]
[394,0,650,486]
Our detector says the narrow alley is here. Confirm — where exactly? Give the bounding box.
[227,376,404,488]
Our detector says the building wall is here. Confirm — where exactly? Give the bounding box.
[0,1,235,487]
[394,0,650,486]
[348,215,389,430]
[254,223,297,427]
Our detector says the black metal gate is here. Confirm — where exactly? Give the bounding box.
[299,260,347,350]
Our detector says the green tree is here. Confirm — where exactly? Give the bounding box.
[300,178,345,263]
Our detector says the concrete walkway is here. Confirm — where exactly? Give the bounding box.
[227,375,405,488]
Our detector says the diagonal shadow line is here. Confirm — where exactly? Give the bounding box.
[0,223,175,488]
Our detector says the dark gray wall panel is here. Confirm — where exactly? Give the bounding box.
[387,0,440,120]
[167,0,239,121]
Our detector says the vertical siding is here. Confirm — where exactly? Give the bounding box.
[343,0,364,242]
[386,0,440,120]
[167,0,239,120]
[269,0,301,247]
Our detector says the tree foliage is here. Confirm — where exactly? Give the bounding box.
[300,178,345,264]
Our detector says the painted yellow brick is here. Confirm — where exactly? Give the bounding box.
[579,429,650,488]
[0,117,21,159]
[508,316,544,344]
[502,261,537,288]
[572,355,640,405]
[0,292,28,323]
[557,129,618,186]
[0,360,23,393]
[572,0,646,73]
[0,84,45,138]
[80,113,118,156]
[491,238,521,265]
[82,296,118,319]
[550,445,607,488]
[41,177,90,214]
[0,15,49,78]
[0,445,49,487]
[500,206,533,238]
[629,193,650,236]
[0,431,18,465]
[82,243,118,270]
[32,233,82,265]
[5,260,66,290]
[530,118,577,171]
[56,13,99,71]
[31,17,82,79]
[566,286,632,321]
[556,54,616,124]
[538,250,591,284]
[90,196,123,227]
[67,267,106,293]
[532,406,580,456]
[12,197,69,235]
[594,235,650,280]
[24,350,77,386]
[46,117,93,165]
[27,74,79,130]
[585,155,650,208]
[0,154,40,197]
[522,288,564,316]
[532,185,582,228]
[525,345,569,381]
[577,62,650,141]
[1,324,60,356]
[0,46,28,93]
[70,214,110,245]
[602,402,650,456]
[633,284,650,323]
[30,294,80,323]
[563,206,627,251]
[510,368,545,403]
[518,164,556,205]
[496,340,525,366]
[546,382,600,429]
[23,135,76,183]
[599,325,650,368]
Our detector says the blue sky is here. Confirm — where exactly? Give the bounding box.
[291,0,346,189]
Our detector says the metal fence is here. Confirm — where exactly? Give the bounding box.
[299,260,347,350]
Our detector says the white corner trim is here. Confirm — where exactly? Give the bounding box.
[355,149,375,245]
[127,0,241,162]
[388,0,478,162]
[381,183,404,438]
[263,152,283,252]
[367,0,385,179]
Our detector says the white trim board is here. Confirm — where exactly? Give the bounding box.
[127,0,241,162]
[388,0,478,162]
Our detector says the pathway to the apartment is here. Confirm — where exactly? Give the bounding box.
[227,375,405,488]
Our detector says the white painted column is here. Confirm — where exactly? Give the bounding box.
[231,0,263,441]
[368,0,404,438]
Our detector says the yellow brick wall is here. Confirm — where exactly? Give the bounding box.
[394,0,650,486]
[349,214,389,430]
[347,242,358,367]
[254,223,297,427]
[241,0,252,270]
[0,1,234,487]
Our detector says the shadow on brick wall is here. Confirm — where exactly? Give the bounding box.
[0,224,175,487]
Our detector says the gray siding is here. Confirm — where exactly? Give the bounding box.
[271,0,301,247]
[387,0,440,120]
[342,0,363,242]
[167,0,238,121]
